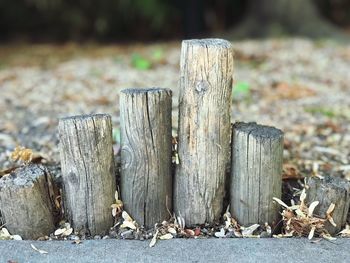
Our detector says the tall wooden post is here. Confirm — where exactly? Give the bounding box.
[58,114,116,236]
[120,88,172,228]
[230,122,284,227]
[174,39,234,226]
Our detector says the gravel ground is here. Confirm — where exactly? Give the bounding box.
[1,38,349,180]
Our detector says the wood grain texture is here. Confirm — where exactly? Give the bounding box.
[174,39,234,226]
[58,114,116,236]
[120,88,172,228]
[230,122,283,227]
[0,164,56,239]
[306,176,350,235]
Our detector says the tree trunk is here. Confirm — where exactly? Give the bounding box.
[230,0,341,38]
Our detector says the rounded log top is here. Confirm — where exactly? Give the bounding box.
[59,113,111,122]
[233,122,283,139]
[182,38,232,49]
[121,87,172,95]
[0,164,44,188]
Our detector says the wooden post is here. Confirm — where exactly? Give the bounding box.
[58,114,116,236]
[0,164,56,239]
[230,122,284,227]
[306,176,350,235]
[120,88,172,228]
[174,39,234,226]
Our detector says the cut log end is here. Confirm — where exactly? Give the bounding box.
[182,38,232,49]
[121,87,172,96]
[233,122,283,140]
[59,113,110,122]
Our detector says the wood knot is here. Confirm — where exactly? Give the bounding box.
[195,81,208,94]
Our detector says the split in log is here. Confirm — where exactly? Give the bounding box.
[306,175,350,235]
[0,164,56,239]
[230,122,284,227]
[120,88,173,228]
[58,114,116,236]
[174,38,234,226]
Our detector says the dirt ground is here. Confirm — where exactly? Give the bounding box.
[0,38,349,185]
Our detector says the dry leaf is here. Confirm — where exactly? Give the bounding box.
[326,203,337,227]
[339,225,350,237]
[11,146,33,164]
[122,211,133,222]
[273,197,289,208]
[184,229,195,236]
[194,228,201,236]
[308,201,319,217]
[242,224,260,237]
[167,227,177,235]
[62,228,73,236]
[214,228,226,238]
[321,233,336,241]
[54,228,65,236]
[31,244,48,254]
[149,230,159,248]
[159,233,173,240]
[12,235,22,240]
[326,203,335,215]
[308,226,316,239]
[121,220,136,230]
[300,189,306,204]
[2,228,10,237]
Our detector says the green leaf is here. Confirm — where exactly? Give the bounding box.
[113,128,121,143]
[234,82,250,94]
[131,53,152,70]
[152,48,163,61]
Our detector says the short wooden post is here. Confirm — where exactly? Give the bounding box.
[174,39,234,226]
[120,88,172,228]
[0,164,56,239]
[306,176,350,235]
[230,122,284,227]
[58,114,116,236]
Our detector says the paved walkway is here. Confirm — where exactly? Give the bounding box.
[0,238,349,263]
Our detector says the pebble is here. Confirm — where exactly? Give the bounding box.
[94,235,102,240]
[260,231,272,238]
[225,231,236,238]
[121,230,134,240]
[69,235,80,241]
[109,230,118,238]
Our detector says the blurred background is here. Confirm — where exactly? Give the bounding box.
[0,0,350,186]
[0,0,350,41]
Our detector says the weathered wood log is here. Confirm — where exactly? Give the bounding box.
[58,114,116,236]
[306,175,350,235]
[120,88,172,228]
[0,164,56,239]
[174,38,234,226]
[230,122,284,227]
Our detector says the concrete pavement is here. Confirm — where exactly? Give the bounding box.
[0,238,349,263]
